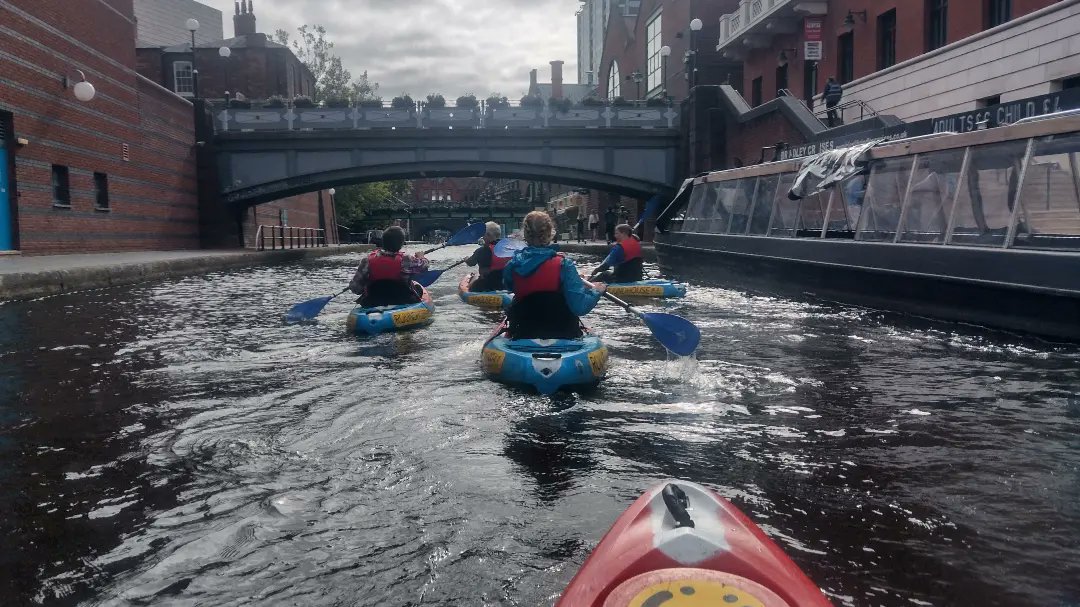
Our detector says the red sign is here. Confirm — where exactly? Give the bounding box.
[804,17,823,42]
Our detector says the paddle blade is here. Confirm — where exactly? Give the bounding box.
[285,295,336,322]
[493,238,527,258]
[641,312,701,356]
[415,269,444,287]
[447,222,488,246]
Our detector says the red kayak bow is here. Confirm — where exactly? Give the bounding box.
[557,481,832,607]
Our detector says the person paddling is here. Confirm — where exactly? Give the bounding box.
[590,223,644,284]
[348,226,429,307]
[503,211,606,340]
[465,221,509,292]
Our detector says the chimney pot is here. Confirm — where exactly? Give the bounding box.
[235,1,240,15]
[550,60,565,100]
[233,0,257,36]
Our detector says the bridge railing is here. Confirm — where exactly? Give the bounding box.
[256,225,327,251]
[212,99,679,133]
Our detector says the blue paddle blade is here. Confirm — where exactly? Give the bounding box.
[447,222,488,246]
[640,194,664,221]
[285,295,335,322]
[415,269,443,287]
[642,312,701,356]
[493,238,527,258]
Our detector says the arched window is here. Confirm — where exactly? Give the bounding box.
[608,60,621,99]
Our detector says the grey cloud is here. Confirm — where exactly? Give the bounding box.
[201,0,581,98]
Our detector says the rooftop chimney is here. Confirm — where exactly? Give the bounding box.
[550,60,565,100]
[530,69,538,94]
[234,0,257,36]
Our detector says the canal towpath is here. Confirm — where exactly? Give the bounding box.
[0,246,372,302]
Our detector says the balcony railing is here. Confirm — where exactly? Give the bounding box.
[256,225,327,251]
[213,100,679,133]
[718,0,818,52]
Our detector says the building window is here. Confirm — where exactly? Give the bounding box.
[173,61,194,96]
[94,172,109,211]
[838,32,854,83]
[608,60,621,99]
[927,0,948,51]
[646,11,662,93]
[1061,75,1080,90]
[51,165,70,208]
[977,94,1001,108]
[618,0,640,17]
[751,76,762,106]
[878,9,897,70]
[775,64,788,97]
[986,0,1011,28]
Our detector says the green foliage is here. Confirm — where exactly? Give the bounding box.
[425,94,446,108]
[520,94,543,108]
[265,95,285,108]
[273,25,379,104]
[358,98,384,108]
[455,94,478,109]
[485,94,509,110]
[549,97,572,113]
[391,94,415,109]
[334,181,414,228]
[292,95,315,108]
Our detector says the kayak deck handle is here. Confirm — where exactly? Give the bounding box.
[662,483,696,528]
[532,353,563,360]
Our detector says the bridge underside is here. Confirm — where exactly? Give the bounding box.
[214,129,680,209]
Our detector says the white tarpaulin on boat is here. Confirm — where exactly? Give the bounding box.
[787,139,884,200]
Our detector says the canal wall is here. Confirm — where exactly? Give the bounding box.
[0,246,373,302]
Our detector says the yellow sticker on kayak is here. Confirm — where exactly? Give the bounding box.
[587,347,608,377]
[626,580,766,607]
[482,348,505,374]
[392,308,431,327]
[468,295,505,309]
[608,285,665,297]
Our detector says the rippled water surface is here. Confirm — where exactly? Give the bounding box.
[1,247,1079,606]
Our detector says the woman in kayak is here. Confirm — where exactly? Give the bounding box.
[589,223,644,284]
[465,222,509,292]
[503,211,606,339]
[348,226,429,307]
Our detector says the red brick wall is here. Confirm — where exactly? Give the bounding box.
[740,0,1061,106]
[726,111,808,168]
[1,0,200,254]
[241,190,337,248]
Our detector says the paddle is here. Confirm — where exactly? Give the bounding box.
[493,237,527,258]
[601,291,700,356]
[415,258,468,287]
[284,222,486,322]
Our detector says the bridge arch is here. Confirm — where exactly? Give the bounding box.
[222,161,674,208]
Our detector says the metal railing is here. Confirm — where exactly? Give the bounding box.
[256,225,327,251]
[815,98,879,126]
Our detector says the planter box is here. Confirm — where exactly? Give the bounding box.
[360,108,419,129]
[610,107,678,128]
[422,108,480,128]
[217,109,287,132]
[293,107,354,130]
[550,108,607,128]
[486,107,544,128]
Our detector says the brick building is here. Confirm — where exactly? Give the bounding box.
[134,0,223,47]
[136,0,316,102]
[0,0,200,254]
[597,0,742,102]
[721,0,1079,120]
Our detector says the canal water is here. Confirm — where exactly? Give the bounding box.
[1,248,1078,606]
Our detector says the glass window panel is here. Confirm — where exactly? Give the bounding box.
[858,157,913,242]
[899,148,966,243]
[1012,131,1080,250]
[727,177,758,234]
[646,13,662,93]
[748,174,779,235]
[682,182,709,231]
[770,173,799,237]
[948,140,1028,246]
[173,61,194,96]
[798,191,827,234]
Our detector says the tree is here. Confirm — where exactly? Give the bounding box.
[334,181,413,228]
[274,25,378,103]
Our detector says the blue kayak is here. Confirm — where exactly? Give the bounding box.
[482,320,608,394]
[346,285,435,336]
[604,279,686,298]
[458,274,513,310]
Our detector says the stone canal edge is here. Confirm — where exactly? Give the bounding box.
[0,246,375,302]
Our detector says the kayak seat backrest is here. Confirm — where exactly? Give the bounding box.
[507,292,582,340]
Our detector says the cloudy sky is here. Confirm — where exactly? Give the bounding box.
[200,0,582,100]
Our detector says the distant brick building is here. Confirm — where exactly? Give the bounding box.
[0,0,199,254]
[134,0,223,47]
[136,0,316,102]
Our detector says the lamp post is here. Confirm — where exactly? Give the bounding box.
[689,18,703,90]
[627,70,644,100]
[218,46,231,100]
[185,18,200,99]
[660,45,672,101]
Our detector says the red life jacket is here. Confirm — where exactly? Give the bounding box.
[368,251,404,282]
[487,243,509,271]
[619,236,642,262]
[511,256,562,298]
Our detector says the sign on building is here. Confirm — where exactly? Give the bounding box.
[803,18,823,61]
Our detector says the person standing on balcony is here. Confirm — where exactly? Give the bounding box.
[824,77,843,128]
